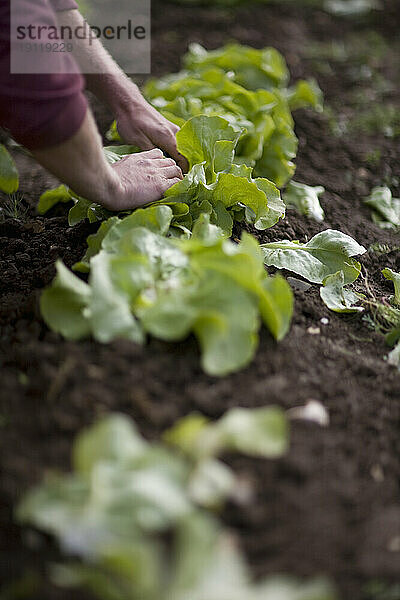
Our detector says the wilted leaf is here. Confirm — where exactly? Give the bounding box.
[320,270,364,313]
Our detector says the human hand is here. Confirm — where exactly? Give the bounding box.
[115,96,189,173]
[103,148,183,211]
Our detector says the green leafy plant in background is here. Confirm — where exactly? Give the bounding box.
[164,0,380,16]
[41,206,293,376]
[0,144,26,222]
[381,269,400,364]
[106,44,322,188]
[362,268,400,370]
[17,411,337,600]
[364,186,400,229]
[140,43,322,188]
[283,180,325,222]
[323,0,381,16]
[261,229,367,315]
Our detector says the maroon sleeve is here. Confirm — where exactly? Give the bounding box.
[0,0,88,150]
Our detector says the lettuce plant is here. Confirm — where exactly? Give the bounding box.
[141,44,322,187]
[364,186,400,229]
[261,229,366,284]
[41,206,293,376]
[39,114,285,233]
[17,412,336,600]
[163,115,285,235]
[283,180,325,222]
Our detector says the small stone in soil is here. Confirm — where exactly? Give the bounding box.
[307,326,321,335]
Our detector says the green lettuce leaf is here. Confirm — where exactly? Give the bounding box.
[68,197,112,227]
[40,260,92,340]
[283,180,325,222]
[88,252,145,344]
[184,43,290,90]
[0,144,19,194]
[73,414,147,474]
[37,185,72,215]
[176,115,242,179]
[364,186,400,229]
[73,217,120,273]
[165,405,289,460]
[285,79,324,113]
[261,229,366,284]
[320,270,364,313]
[382,267,400,305]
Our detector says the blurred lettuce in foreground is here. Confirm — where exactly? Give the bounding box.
[17,412,337,600]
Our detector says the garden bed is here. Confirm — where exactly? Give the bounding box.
[0,1,399,598]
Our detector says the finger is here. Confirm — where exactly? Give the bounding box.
[139,147,163,158]
[161,165,183,180]
[168,177,182,187]
[136,137,157,152]
[157,132,189,173]
[159,177,181,195]
[157,157,178,167]
[170,149,189,174]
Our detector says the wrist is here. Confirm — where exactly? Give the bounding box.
[95,165,124,210]
[98,74,145,117]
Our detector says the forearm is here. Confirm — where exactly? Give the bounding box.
[32,108,119,208]
[55,9,146,115]
[55,8,187,170]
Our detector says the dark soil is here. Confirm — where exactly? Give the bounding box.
[1,1,400,599]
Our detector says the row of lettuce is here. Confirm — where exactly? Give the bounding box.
[35,44,358,376]
[1,43,399,371]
